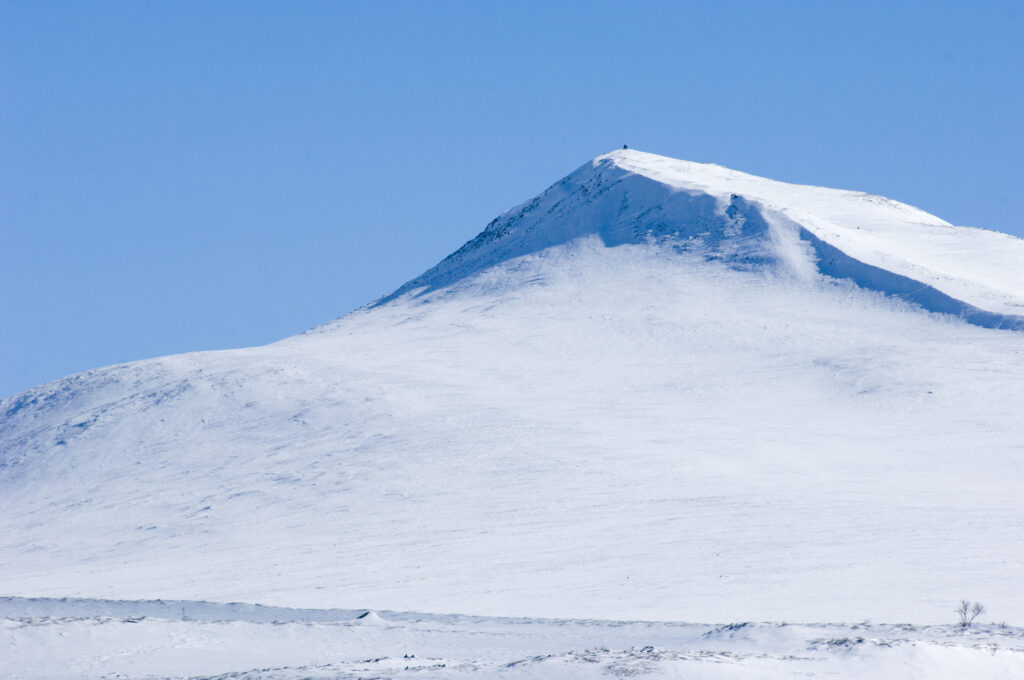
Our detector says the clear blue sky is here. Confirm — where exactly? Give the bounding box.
[2,1,1022,397]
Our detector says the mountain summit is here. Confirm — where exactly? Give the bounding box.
[2,151,1024,624]
[380,149,1024,328]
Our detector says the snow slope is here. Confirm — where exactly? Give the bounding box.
[2,150,1024,632]
[380,150,1024,327]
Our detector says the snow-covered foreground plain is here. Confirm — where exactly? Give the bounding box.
[4,597,1023,679]
[2,150,1024,676]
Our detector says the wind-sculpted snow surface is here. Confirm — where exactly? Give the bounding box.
[381,150,1024,328]
[3,597,1024,679]
[2,151,1024,674]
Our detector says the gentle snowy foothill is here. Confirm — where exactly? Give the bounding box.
[2,150,1023,678]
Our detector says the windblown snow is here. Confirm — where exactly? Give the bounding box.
[381,150,1024,327]
[2,150,1024,678]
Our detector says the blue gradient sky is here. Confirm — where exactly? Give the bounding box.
[2,1,1022,397]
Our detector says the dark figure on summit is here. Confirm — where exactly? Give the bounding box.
[623,144,628,149]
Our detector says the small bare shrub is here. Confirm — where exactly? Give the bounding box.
[956,600,985,629]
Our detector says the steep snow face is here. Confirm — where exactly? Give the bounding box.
[382,150,1024,328]
[1,151,1024,627]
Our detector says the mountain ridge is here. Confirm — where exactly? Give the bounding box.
[372,149,1024,330]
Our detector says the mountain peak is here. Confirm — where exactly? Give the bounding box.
[596,146,724,172]
[371,150,1024,329]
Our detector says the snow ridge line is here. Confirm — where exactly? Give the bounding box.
[365,150,1024,331]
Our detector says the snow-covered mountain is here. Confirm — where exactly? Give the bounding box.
[2,149,1023,630]
[378,150,1024,326]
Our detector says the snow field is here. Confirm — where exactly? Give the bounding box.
[3,597,1023,680]
[2,243,1023,623]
